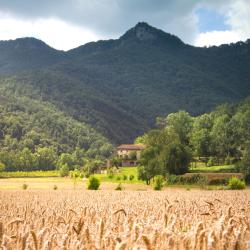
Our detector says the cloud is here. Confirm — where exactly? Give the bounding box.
[0,0,200,44]
[0,14,99,50]
[226,0,250,41]
[0,0,249,49]
[195,0,250,47]
[195,30,240,47]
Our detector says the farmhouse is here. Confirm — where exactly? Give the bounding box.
[117,144,145,166]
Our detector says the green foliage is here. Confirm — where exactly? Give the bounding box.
[207,157,215,167]
[59,164,69,177]
[110,157,122,168]
[0,85,114,172]
[160,142,191,175]
[83,159,104,176]
[22,183,28,190]
[165,111,193,145]
[123,175,127,180]
[129,174,134,181]
[53,184,58,190]
[240,147,250,184]
[228,177,245,190]
[0,162,5,172]
[87,176,100,190]
[166,174,208,185]
[190,164,239,173]
[153,175,165,190]
[116,176,121,181]
[0,170,58,178]
[1,23,250,145]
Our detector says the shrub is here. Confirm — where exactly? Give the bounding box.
[59,164,69,177]
[53,185,58,190]
[115,183,123,190]
[123,175,127,180]
[70,169,81,178]
[116,176,121,181]
[87,176,100,190]
[22,183,28,190]
[209,178,228,185]
[166,174,208,185]
[153,175,165,190]
[228,177,245,190]
[129,175,134,181]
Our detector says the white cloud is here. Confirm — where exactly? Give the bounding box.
[226,0,250,41]
[0,0,250,49]
[195,0,250,47]
[0,15,100,50]
[195,30,241,47]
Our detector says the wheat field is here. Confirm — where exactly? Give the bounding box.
[0,189,249,249]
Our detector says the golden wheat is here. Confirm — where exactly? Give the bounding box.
[0,189,249,249]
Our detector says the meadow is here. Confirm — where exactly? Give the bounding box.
[0,189,249,249]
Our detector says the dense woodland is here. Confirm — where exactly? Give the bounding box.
[137,97,250,184]
[0,84,113,172]
[0,23,250,176]
[0,22,250,143]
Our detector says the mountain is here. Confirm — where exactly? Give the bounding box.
[0,22,250,144]
[0,37,66,73]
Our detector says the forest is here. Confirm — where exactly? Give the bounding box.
[137,97,250,184]
[1,23,250,143]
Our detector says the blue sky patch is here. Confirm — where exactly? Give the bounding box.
[196,7,230,32]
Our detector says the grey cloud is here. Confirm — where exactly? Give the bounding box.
[0,0,236,44]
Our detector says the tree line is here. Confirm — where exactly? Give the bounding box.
[137,97,250,184]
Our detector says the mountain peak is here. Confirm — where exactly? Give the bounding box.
[0,37,54,51]
[120,22,185,47]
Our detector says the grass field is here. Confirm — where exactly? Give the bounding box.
[0,189,249,249]
[0,170,59,178]
[94,167,141,183]
[189,164,238,173]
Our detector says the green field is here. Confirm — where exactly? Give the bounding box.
[94,167,141,183]
[0,170,59,178]
[189,164,238,173]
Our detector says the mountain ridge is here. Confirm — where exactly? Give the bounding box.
[0,22,250,144]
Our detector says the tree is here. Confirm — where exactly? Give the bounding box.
[110,156,122,168]
[165,111,193,145]
[57,153,75,170]
[241,146,250,184]
[160,142,191,175]
[35,147,57,170]
[18,148,37,171]
[83,159,104,176]
[190,114,213,157]
[138,154,161,185]
[59,164,69,177]
[210,114,239,159]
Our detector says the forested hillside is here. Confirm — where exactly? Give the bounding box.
[0,22,250,143]
[0,78,113,171]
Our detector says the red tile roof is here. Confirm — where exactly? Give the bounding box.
[117,144,145,150]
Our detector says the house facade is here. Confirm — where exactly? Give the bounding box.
[117,144,145,166]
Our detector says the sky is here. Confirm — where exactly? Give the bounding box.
[0,0,249,51]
